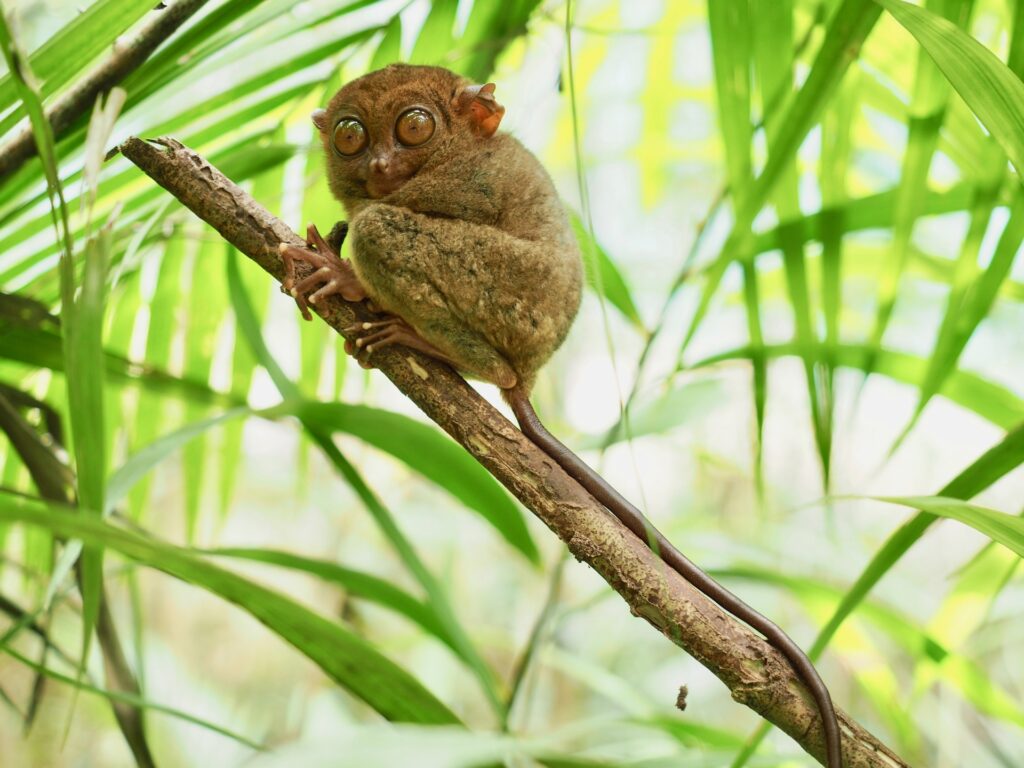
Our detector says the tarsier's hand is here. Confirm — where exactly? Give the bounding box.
[279,224,455,370]
[279,223,367,320]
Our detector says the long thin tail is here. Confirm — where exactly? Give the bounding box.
[506,386,842,768]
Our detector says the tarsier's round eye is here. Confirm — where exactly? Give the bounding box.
[333,118,367,156]
[396,108,435,147]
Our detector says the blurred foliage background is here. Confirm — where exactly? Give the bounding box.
[0,0,1022,766]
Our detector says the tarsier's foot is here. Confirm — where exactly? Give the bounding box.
[343,316,458,370]
[279,223,366,320]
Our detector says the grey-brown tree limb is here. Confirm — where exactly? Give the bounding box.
[0,0,209,183]
[118,135,908,768]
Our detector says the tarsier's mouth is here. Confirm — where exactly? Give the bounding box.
[366,174,411,199]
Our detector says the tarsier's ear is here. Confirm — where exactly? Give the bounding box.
[311,109,329,132]
[455,83,504,137]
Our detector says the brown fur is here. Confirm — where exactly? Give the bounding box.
[316,64,582,393]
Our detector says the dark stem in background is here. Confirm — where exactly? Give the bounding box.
[0,592,79,669]
[118,135,907,768]
[0,0,210,183]
[0,393,156,767]
[502,551,567,731]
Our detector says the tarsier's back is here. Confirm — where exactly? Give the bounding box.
[314,64,582,393]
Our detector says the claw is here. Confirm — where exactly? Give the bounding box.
[344,319,397,334]
[307,224,333,255]
[308,280,341,305]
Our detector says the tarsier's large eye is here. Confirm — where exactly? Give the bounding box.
[333,118,367,156]
[395,108,435,147]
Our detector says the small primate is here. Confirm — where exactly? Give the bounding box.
[280,64,842,768]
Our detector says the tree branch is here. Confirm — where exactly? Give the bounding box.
[0,0,209,183]
[118,135,908,768]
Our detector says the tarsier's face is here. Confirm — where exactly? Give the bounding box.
[314,64,503,202]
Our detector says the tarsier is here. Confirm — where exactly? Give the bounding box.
[280,64,842,768]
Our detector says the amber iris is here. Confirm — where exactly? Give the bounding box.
[396,108,435,146]
[333,119,367,156]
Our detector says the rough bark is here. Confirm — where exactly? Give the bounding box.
[118,135,909,768]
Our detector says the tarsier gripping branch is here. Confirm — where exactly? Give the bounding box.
[279,64,843,768]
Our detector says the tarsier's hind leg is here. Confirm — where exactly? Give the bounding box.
[348,207,519,388]
[418,317,519,388]
[346,315,516,387]
[345,316,457,368]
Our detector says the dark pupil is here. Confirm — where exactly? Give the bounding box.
[335,121,364,154]
[406,113,427,135]
[400,110,433,143]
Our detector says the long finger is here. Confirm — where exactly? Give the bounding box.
[355,328,398,351]
[290,271,331,297]
[343,339,376,369]
[291,291,313,321]
[343,318,404,334]
[307,224,333,256]
[308,279,342,305]
[279,243,328,270]
[305,224,329,253]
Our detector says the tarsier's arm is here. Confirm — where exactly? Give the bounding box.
[284,67,844,768]
[385,170,501,224]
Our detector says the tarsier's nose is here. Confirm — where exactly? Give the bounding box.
[370,155,390,174]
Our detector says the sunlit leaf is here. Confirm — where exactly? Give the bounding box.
[107,408,251,516]
[207,548,450,648]
[585,378,725,448]
[897,189,1024,446]
[410,0,458,65]
[454,0,544,81]
[707,0,768,482]
[297,401,538,564]
[680,0,882,356]
[0,0,153,123]
[870,496,1024,558]
[748,182,977,257]
[0,8,103,683]
[0,491,460,725]
[875,0,1024,179]
[691,342,1024,429]
[754,0,834,485]
[369,15,403,71]
[862,0,967,385]
[811,421,1024,661]
[715,565,1024,730]
[569,210,645,332]
[225,249,504,718]
[0,645,263,749]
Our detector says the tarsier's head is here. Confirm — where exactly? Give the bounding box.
[313,64,505,202]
